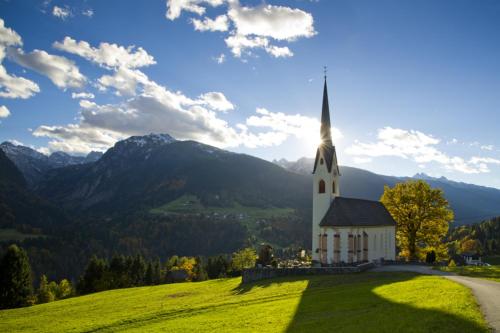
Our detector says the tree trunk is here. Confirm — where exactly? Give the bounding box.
[408,232,417,261]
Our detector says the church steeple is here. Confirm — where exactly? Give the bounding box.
[320,77,332,146]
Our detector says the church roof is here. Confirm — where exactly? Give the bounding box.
[319,197,397,227]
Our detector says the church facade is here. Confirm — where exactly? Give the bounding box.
[312,78,396,265]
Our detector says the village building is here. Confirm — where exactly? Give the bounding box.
[312,77,397,265]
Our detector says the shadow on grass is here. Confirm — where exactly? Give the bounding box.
[234,272,489,333]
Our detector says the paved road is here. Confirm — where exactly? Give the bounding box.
[372,265,500,332]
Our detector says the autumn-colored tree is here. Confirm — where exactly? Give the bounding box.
[381,180,454,260]
[37,275,55,304]
[461,239,482,254]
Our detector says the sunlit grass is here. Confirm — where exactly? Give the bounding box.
[0,273,489,333]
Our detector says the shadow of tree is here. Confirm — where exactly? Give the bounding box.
[233,272,489,333]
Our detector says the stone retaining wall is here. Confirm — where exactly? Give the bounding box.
[242,262,375,284]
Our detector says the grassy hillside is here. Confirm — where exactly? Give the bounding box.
[0,272,488,332]
[151,194,295,221]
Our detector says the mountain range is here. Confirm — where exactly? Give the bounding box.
[2,135,500,227]
[1,133,500,280]
[0,141,102,187]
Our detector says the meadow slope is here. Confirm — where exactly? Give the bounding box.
[0,272,489,333]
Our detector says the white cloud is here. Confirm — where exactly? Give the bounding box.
[0,105,10,118]
[166,0,225,20]
[227,2,316,41]
[52,6,72,20]
[192,15,229,32]
[225,34,293,58]
[166,0,316,59]
[0,19,40,99]
[53,37,156,69]
[79,99,96,109]
[346,127,500,174]
[266,45,293,58]
[33,124,124,154]
[214,53,226,64]
[0,19,22,47]
[7,48,86,89]
[225,34,268,57]
[198,92,234,111]
[97,67,150,96]
[480,144,494,151]
[34,37,323,154]
[82,9,94,17]
[246,107,342,144]
[72,92,95,99]
[0,64,40,99]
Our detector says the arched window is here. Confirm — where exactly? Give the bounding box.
[332,181,336,194]
[319,180,325,193]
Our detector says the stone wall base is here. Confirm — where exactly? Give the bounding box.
[242,262,374,284]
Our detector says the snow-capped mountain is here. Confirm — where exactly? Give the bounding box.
[0,142,103,186]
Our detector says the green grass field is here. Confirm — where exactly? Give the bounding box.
[0,228,43,242]
[150,194,295,223]
[437,265,500,282]
[0,272,489,333]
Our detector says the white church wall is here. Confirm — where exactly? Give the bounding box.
[322,226,396,263]
[312,150,338,261]
[364,226,396,261]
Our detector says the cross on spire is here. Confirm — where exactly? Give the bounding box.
[323,66,327,79]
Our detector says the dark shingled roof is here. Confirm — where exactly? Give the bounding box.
[320,197,396,227]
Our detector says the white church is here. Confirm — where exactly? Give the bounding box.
[312,78,396,265]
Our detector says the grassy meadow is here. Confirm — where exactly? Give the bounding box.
[0,272,489,333]
[0,228,43,242]
[150,194,295,222]
[437,265,500,282]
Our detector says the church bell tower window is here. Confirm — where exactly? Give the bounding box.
[319,180,325,193]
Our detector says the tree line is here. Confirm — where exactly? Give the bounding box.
[446,216,500,256]
[0,243,262,309]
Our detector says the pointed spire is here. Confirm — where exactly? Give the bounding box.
[320,75,332,146]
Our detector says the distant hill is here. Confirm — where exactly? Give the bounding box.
[0,142,102,187]
[275,158,500,225]
[36,134,310,216]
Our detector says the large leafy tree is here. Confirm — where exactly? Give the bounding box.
[381,180,454,260]
[0,244,33,309]
[232,248,257,272]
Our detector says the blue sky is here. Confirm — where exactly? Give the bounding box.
[1,0,500,188]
